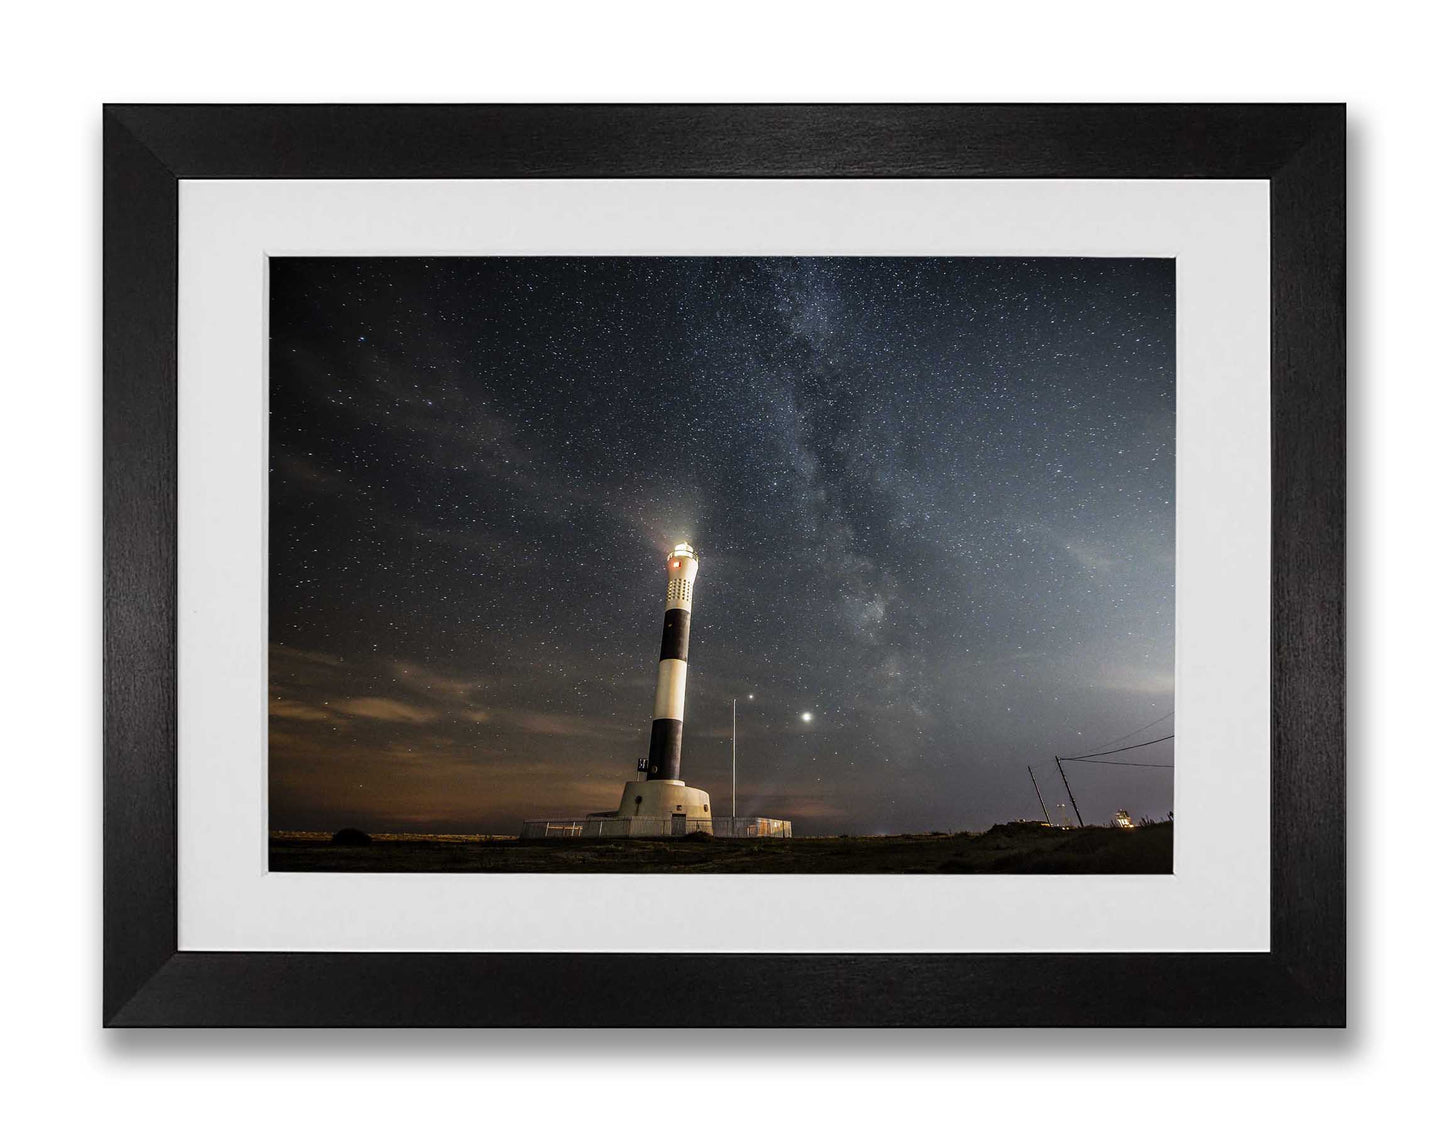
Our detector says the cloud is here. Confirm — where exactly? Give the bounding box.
[390,661,482,700]
[332,697,438,723]
[272,342,638,553]
[268,734,628,832]
[504,709,635,739]
[1064,541,1118,573]
[271,645,346,669]
[269,698,333,722]
[1089,663,1176,696]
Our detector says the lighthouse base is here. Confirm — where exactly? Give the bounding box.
[517,779,714,838]
[615,779,712,820]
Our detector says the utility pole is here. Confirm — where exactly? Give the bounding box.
[1028,766,1051,825]
[1055,755,1084,828]
[731,697,737,820]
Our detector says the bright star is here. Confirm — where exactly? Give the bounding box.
[801,712,813,723]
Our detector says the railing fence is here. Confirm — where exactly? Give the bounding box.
[520,816,792,840]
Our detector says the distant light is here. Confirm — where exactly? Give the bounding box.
[801,712,813,723]
[748,694,755,700]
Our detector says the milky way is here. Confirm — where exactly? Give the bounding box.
[269,257,1175,834]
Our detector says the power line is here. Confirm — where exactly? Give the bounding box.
[1068,711,1174,760]
[1066,759,1174,769]
[1063,733,1174,761]
[1062,733,1175,762]
[1029,719,1176,827]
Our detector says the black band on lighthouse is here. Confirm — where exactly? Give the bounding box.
[658,608,691,662]
[647,718,684,780]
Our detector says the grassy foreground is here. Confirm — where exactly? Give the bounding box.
[269,821,1171,875]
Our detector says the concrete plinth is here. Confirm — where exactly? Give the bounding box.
[615,778,712,819]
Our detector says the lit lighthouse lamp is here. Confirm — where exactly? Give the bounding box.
[611,542,714,831]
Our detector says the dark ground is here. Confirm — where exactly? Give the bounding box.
[269,821,1172,874]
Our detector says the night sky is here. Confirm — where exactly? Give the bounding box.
[269,257,1175,835]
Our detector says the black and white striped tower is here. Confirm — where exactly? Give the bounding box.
[647,542,699,780]
[609,542,711,832]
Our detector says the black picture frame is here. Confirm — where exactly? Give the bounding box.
[103,104,1344,1027]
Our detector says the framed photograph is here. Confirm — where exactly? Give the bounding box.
[104,104,1343,1026]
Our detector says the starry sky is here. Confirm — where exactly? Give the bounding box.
[269,257,1175,835]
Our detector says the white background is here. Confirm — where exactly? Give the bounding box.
[2,1,1436,1124]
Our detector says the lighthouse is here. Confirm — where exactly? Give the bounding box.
[518,540,794,838]
[612,543,713,828]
